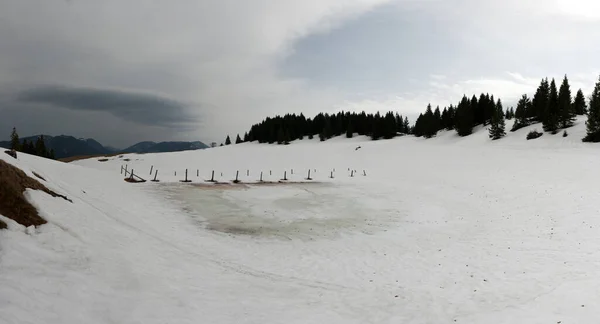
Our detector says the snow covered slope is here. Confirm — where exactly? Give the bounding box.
[3,117,600,324]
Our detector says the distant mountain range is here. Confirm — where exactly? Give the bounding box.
[0,135,208,159]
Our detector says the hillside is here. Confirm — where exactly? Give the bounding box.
[0,135,209,159]
[122,140,208,153]
[2,117,600,323]
[0,135,115,159]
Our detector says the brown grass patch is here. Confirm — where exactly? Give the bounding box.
[98,158,109,162]
[0,159,71,228]
[59,152,127,163]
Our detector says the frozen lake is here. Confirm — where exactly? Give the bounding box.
[157,182,400,240]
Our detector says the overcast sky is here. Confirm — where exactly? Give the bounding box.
[1,0,600,147]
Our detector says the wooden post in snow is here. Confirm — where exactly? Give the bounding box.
[260,171,263,182]
[149,165,153,175]
[330,171,334,179]
[152,170,159,182]
[233,170,240,183]
[306,169,312,180]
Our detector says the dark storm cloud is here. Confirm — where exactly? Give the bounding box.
[16,86,197,127]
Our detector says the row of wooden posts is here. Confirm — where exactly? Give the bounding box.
[122,164,366,183]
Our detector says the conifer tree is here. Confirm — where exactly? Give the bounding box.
[455,95,474,136]
[434,106,442,131]
[10,127,20,151]
[243,132,249,142]
[346,120,353,138]
[35,135,48,157]
[573,89,587,115]
[489,99,506,140]
[277,128,285,144]
[403,116,410,134]
[583,76,600,142]
[235,134,243,144]
[557,75,576,129]
[446,105,455,130]
[423,104,436,138]
[543,78,560,133]
[532,78,550,120]
[511,94,531,131]
[225,135,232,145]
[413,114,425,137]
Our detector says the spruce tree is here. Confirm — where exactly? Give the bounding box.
[455,95,474,136]
[557,75,576,129]
[423,104,436,138]
[35,135,48,157]
[434,106,442,131]
[413,114,425,137]
[243,132,249,142]
[277,128,285,144]
[446,105,455,130]
[346,120,354,138]
[10,127,20,151]
[225,135,232,145]
[403,116,410,134]
[543,78,559,133]
[235,134,243,144]
[583,76,600,142]
[573,89,587,115]
[531,78,550,120]
[489,99,506,140]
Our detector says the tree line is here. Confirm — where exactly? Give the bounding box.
[8,128,56,159]
[223,111,411,145]
[220,74,600,145]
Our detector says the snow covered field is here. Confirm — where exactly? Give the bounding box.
[3,118,600,323]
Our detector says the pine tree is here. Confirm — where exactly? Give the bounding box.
[446,105,455,130]
[583,76,600,142]
[225,135,232,145]
[10,127,20,151]
[489,99,506,140]
[573,89,587,115]
[243,132,249,142]
[413,114,425,137]
[423,104,436,138]
[346,119,354,138]
[557,75,576,129]
[455,95,474,136]
[434,106,442,131]
[235,134,243,144]
[35,135,48,157]
[512,94,531,131]
[532,78,550,120]
[543,78,559,133]
[403,116,410,134]
[277,128,285,144]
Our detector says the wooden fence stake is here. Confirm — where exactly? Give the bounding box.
[330,171,334,179]
[260,171,263,182]
[282,171,287,181]
[152,170,159,182]
[233,171,240,183]
[306,169,312,180]
[149,165,153,175]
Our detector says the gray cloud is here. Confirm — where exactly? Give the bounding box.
[16,86,197,128]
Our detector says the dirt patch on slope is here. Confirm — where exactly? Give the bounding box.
[0,159,71,228]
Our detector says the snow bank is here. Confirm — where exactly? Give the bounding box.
[2,118,600,323]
